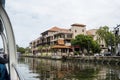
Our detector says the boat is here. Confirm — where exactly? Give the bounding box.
[0,0,23,80]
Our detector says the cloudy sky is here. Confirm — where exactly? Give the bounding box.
[5,0,120,47]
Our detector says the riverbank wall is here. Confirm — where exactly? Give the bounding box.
[22,55,120,65]
[67,56,120,65]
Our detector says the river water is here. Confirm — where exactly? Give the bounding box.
[17,57,120,80]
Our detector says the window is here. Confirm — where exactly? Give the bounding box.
[67,34,72,38]
[75,30,77,32]
[82,29,84,32]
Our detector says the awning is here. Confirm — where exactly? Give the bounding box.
[52,45,71,49]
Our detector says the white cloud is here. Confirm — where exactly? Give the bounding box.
[4,0,120,47]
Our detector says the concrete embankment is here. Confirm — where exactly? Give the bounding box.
[22,55,120,65]
[67,56,120,65]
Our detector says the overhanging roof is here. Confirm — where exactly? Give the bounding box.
[52,45,71,49]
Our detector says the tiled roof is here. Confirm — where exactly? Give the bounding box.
[48,26,69,31]
[48,26,61,31]
[86,31,93,35]
[86,29,97,35]
[71,23,86,27]
[48,26,70,33]
[52,45,71,49]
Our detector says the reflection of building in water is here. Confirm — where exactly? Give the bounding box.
[20,58,120,80]
[96,68,107,79]
[95,67,120,80]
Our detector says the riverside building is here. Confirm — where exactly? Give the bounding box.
[30,24,86,55]
[29,23,101,56]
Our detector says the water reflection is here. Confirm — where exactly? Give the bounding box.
[18,57,120,80]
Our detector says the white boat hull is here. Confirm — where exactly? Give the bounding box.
[0,4,17,80]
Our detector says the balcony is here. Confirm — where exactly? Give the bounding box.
[52,38,64,42]
[64,37,72,40]
[65,43,71,46]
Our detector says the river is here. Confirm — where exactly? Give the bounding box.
[17,57,120,80]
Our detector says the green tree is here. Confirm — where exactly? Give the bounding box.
[114,28,120,47]
[25,47,31,54]
[91,41,100,53]
[115,35,120,45]
[96,26,115,47]
[105,31,115,47]
[38,46,43,56]
[71,34,100,54]
[17,47,25,54]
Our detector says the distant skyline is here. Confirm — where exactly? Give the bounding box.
[5,0,120,47]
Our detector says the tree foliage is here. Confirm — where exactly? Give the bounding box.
[25,47,31,53]
[91,41,101,53]
[17,47,25,54]
[71,34,100,54]
[16,45,25,54]
[38,46,43,53]
[96,26,115,47]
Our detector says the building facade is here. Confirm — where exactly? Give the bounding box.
[30,23,99,56]
[70,24,86,38]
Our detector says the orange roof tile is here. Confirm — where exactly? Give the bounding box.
[52,45,71,49]
[48,26,71,33]
[71,23,86,27]
[41,26,71,34]
[48,26,61,31]
[86,29,97,35]
[86,31,93,35]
